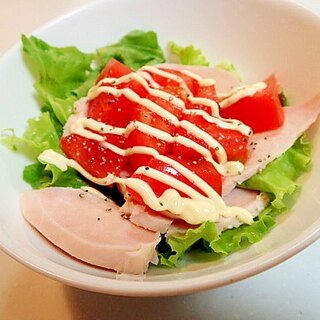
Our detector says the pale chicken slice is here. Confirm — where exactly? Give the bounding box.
[220,188,269,233]
[223,93,320,196]
[158,63,241,93]
[120,201,173,233]
[20,187,160,274]
[167,188,269,236]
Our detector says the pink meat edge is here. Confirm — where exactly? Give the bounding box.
[223,93,320,196]
[20,187,160,275]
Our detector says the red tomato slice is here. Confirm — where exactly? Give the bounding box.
[177,155,222,195]
[146,68,199,95]
[196,84,218,101]
[61,134,126,178]
[88,92,137,128]
[125,92,183,172]
[126,129,172,172]
[219,74,284,133]
[172,113,249,163]
[96,58,148,97]
[127,155,222,206]
[96,58,132,83]
[185,99,213,115]
[162,86,189,105]
[131,104,176,135]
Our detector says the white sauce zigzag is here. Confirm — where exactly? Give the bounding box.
[39,65,267,225]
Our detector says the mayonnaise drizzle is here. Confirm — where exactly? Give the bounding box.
[92,70,252,136]
[179,120,227,163]
[89,86,180,126]
[69,117,244,176]
[98,72,186,110]
[179,69,216,86]
[219,81,267,108]
[42,65,266,226]
[38,149,253,225]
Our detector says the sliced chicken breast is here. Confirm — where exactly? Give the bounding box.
[20,187,160,274]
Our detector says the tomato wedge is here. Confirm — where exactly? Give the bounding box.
[96,58,132,83]
[220,74,284,133]
[172,113,249,163]
[61,134,126,178]
[88,92,137,127]
[62,59,257,215]
[127,155,222,206]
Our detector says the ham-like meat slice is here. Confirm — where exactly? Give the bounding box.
[120,201,173,233]
[120,189,269,234]
[159,63,241,94]
[20,187,160,274]
[167,188,269,236]
[220,188,269,233]
[223,93,320,196]
[25,64,320,272]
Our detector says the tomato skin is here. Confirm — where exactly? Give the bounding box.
[162,86,189,105]
[127,156,222,205]
[220,74,284,133]
[147,92,184,120]
[126,129,172,173]
[64,59,258,216]
[185,100,213,115]
[61,134,126,178]
[131,104,176,135]
[96,58,132,83]
[147,68,199,95]
[196,84,218,101]
[125,93,183,173]
[88,92,137,127]
[173,114,249,163]
[177,156,222,196]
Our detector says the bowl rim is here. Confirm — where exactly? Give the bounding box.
[0,0,320,297]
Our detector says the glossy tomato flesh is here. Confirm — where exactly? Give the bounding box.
[220,74,284,133]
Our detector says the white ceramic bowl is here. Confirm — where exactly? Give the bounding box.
[0,0,320,297]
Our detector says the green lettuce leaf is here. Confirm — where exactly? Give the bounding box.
[2,32,314,267]
[2,31,166,190]
[158,221,219,267]
[22,35,96,100]
[23,161,87,189]
[241,135,311,210]
[97,30,165,70]
[168,41,209,66]
[210,208,275,255]
[215,61,242,81]
[21,35,98,125]
[1,112,61,159]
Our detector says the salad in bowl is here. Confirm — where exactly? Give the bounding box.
[3,30,319,275]
[1,0,320,297]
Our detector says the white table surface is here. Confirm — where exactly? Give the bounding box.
[0,1,319,319]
